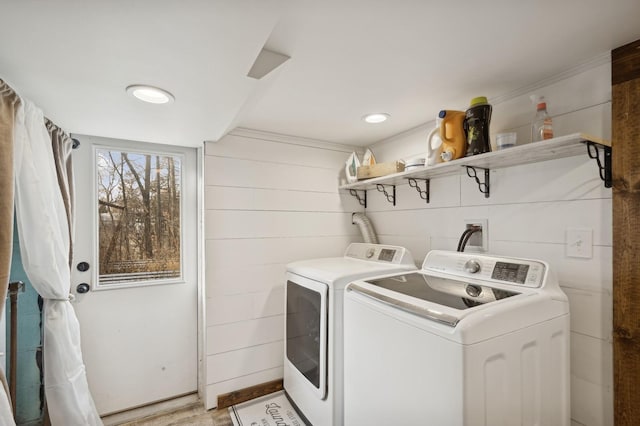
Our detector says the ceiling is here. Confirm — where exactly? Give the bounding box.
[1,0,639,148]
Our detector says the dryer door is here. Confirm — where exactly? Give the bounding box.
[286,276,328,399]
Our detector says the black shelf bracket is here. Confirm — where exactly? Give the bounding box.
[376,184,396,206]
[465,166,490,198]
[348,189,367,208]
[406,178,430,203]
[586,142,612,188]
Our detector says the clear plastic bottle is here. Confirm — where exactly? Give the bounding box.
[531,96,553,142]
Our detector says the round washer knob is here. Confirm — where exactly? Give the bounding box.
[464,259,481,274]
[366,248,375,259]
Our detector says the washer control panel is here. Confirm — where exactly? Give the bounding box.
[423,251,546,288]
[491,261,530,284]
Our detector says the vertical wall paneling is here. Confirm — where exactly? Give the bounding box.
[366,59,613,425]
[7,224,43,424]
[203,130,362,408]
[612,38,640,426]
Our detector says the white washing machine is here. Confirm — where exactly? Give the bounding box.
[285,243,417,426]
[343,250,570,426]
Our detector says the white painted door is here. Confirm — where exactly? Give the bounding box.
[70,135,199,415]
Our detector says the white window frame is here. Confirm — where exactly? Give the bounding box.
[92,144,186,290]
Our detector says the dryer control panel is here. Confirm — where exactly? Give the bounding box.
[344,243,414,266]
[422,251,546,288]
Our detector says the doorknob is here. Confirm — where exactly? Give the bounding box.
[76,283,91,294]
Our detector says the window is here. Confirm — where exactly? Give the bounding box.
[96,149,182,285]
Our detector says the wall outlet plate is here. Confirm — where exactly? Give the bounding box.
[463,219,488,251]
[566,228,593,258]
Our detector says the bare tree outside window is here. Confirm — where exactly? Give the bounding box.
[97,149,182,285]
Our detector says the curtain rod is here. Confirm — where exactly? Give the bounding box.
[43,115,79,150]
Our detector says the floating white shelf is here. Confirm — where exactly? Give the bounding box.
[340,133,611,206]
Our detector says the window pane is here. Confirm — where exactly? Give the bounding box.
[97,149,182,285]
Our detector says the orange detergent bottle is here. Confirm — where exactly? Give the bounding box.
[438,110,467,162]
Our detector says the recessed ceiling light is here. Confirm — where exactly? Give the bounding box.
[363,113,390,124]
[126,85,175,104]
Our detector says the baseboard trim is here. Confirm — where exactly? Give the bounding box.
[217,378,284,409]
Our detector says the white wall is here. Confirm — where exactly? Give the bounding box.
[203,129,362,408]
[203,54,613,424]
[365,56,613,426]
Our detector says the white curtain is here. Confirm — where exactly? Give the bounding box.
[13,99,102,425]
[0,387,14,426]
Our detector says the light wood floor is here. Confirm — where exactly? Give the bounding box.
[117,402,233,426]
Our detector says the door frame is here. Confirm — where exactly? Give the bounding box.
[612,39,640,426]
[196,146,205,399]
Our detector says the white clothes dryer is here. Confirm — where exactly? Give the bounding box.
[285,243,417,426]
[344,250,570,426]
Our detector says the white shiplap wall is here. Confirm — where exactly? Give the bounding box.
[203,129,362,408]
[365,57,613,426]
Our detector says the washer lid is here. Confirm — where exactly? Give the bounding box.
[362,272,520,310]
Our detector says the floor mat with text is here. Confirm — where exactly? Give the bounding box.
[229,391,307,426]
